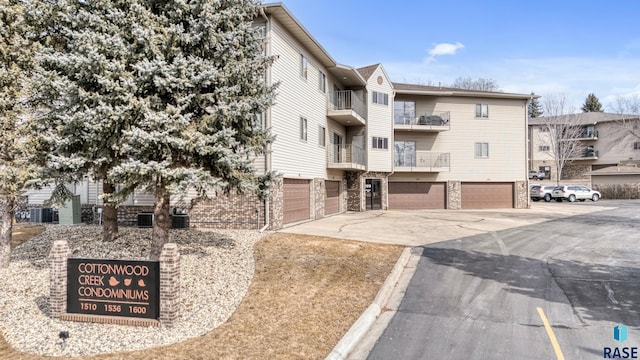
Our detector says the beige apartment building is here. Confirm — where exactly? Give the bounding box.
[24,3,533,229]
[528,112,640,181]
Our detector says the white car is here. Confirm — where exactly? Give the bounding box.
[552,185,601,202]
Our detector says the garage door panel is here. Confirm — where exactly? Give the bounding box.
[283,179,310,224]
[461,182,513,209]
[389,182,445,210]
[325,181,340,215]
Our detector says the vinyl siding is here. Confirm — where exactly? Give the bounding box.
[365,66,393,172]
[268,19,332,179]
[394,95,527,181]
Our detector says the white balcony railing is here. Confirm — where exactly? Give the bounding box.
[327,144,366,170]
[394,151,450,172]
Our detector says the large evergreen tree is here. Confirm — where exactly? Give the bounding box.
[528,92,543,118]
[581,92,603,112]
[30,0,145,242]
[0,0,41,268]
[33,0,276,258]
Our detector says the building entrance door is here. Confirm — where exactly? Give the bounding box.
[366,179,382,210]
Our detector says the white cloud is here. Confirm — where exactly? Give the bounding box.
[425,42,465,63]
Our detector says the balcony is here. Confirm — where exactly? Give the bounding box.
[327,144,366,170]
[394,151,450,172]
[327,90,366,126]
[575,130,598,140]
[570,149,599,160]
[394,112,450,132]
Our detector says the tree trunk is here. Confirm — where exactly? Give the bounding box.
[0,197,15,269]
[150,192,171,260]
[102,181,119,242]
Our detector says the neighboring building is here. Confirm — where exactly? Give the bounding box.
[528,112,640,181]
[24,3,532,229]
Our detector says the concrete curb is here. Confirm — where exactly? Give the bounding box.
[325,246,414,360]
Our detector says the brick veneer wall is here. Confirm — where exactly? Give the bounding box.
[48,241,180,327]
[187,191,264,230]
[269,178,284,230]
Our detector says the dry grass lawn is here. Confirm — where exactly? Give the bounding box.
[1,231,402,360]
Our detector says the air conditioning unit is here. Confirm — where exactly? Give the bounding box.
[30,208,53,223]
[137,213,154,228]
[171,215,189,229]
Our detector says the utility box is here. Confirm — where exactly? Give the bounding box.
[58,195,82,225]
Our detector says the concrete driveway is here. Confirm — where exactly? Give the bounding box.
[279,201,615,247]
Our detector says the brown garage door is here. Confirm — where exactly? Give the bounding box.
[283,179,311,224]
[325,181,340,215]
[388,182,446,210]
[461,182,513,209]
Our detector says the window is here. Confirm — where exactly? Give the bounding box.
[319,125,326,146]
[333,133,343,163]
[318,70,326,93]
[252,112,265,129]
[394,141,416,167]
[475,104,489,118]
[299,117,307,141]
[372,91,389,105]
[538,145,550,151]
[372,137,388,149]
[300,54,308,79]
[634,142,640,150]
[474,142,489,158]
[394,101,416,125]
[539,126,549,132]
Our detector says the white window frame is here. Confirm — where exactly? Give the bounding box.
[474,142,489,158]
[634,142,640,150]
[300,54,308,80]
[300,117,307,141]
[475,104,489,118]
[372,136,388,150]
[318,125,326,146]
[372,91,389,106]
[318,70,326,93]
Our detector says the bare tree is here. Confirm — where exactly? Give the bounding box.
[537,94,587,184]
[450,77,501,92]
[610,94,640,141]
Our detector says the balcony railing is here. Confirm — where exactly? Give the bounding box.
[571,149,599,160]
[577,130,598,140]
[327,90,366,126]
[327,143,366,170]
[394,151,450,172]
[394,112,450,131]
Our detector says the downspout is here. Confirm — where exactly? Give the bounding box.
[524,98,529,208]
[259,7,271,233]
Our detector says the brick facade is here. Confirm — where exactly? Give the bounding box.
[514,180,529,209]
[345,172,362,211]
[313,178,324,220]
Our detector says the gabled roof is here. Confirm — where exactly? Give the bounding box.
[589,165,640,176]
[529,112,640,126]
[262,3,365,87]
[357,64,380,81]
[393,82,533,100]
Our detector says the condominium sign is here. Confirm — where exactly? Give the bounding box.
[67,258,160,319]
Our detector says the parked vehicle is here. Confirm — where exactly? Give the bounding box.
[530,185,555,202]
[551,185,601,202]
[528,170,545,180]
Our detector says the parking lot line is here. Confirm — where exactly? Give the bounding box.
[537,307,566,360]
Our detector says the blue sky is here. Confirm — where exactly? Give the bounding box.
[274,1,640,112]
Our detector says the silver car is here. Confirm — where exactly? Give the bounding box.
[530,185,555,202]
[552,185,601,202]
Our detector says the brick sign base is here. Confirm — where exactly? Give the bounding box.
[49,241,180,327]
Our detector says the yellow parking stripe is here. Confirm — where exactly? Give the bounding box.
[537,307,566,360]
